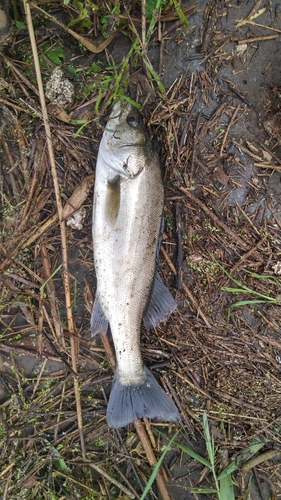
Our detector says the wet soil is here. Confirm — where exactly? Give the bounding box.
[1,0,281,499]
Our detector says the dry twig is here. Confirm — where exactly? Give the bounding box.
[23,0,85,458]
[161,245,211,328]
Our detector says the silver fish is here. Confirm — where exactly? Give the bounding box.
[92,100,180,428]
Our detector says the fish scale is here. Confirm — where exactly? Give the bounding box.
[92,100,180,428]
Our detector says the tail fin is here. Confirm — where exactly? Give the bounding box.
[106,366,180,429]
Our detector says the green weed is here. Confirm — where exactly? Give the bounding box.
[39,264,63,291]
[172,0,189,30]
[218,262,279,309]
[140,429,180,499]
[156,414,267,499]
[42,42,65,65]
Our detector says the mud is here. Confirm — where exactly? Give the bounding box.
[1,0,281,498]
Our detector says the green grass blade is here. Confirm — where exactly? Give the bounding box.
[203,412,215,468]
[143,58,166,98]
[173,440,212,468]
[221,287,250,293]
[213,258,247,287]
[189,487,218,493]
[40,264,63,291]
[202,413,220,495]
[244,269,281,287]
[52,448,69,473]
[53,457,68,473]
[155,429,211,468]
[215,258,277,303]
[221,286,276,302]
[73,120,91,137]
[146,0,166,42]
[217,438,265,480]
[172,0,189,30]
[231,299,269,306]
[219,474,235,500]
[113,95,141,109]
[244,472,253,498]
[139,430,180,500]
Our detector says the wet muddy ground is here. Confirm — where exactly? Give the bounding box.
[1,0,281,498]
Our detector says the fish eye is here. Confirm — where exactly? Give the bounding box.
[127,114,140,127]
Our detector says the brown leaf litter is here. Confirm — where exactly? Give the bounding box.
[1,0,281,499]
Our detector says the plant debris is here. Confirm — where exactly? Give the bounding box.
[0,1,281,499]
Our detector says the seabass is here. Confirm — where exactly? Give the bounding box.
[92,100,180,428]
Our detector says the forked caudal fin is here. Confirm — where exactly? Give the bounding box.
[107,366,180,428]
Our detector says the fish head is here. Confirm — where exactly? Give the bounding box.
[100,100,152,179]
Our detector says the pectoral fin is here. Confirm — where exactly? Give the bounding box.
[105,175,120,225]
[143,273,177,330]
[91,295,109,336]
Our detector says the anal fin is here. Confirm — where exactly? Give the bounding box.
[143,272,177,330]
